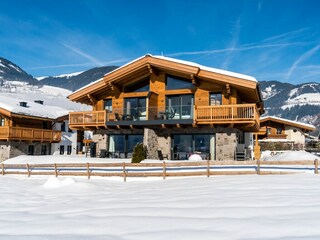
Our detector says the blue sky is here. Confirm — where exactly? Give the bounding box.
[0,0,320,84]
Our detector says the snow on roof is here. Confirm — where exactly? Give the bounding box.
[0,95,68,119]
[153,55,257,82]
[260,116,316,130]
[71,54,257,96]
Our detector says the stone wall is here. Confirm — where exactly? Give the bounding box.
[215,129,237,160]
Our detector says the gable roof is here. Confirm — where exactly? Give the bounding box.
[68,54,263,106]
[260,116,316,132]
[0,95,69,120]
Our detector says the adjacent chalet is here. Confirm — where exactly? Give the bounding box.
[0,96,77,161]
[257,116,316,151]
[68,54,264,160]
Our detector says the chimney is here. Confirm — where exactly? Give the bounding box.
[34,100,44,105]
[19,102,28,107]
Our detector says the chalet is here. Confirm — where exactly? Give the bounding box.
[256,116,316,152]
[68,54,264,160]
[0,96,71,161]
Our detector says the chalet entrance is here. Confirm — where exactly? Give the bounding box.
[171,134,215,160]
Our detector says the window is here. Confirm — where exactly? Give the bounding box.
[276,128,282,134]
[166,75,193,90]
[124,97,146,120]
[124,77,149,92]
[28,145,34,155]
[60,145,65,155]
[67,145,72,155]
[104,99,112,112]
[0,117,4,126]
[108,134,143,157]
[61,122,66,132]
[266,128,271,135]
[210,93,222,105]
[166,94,194,119]
[41,145,47,155]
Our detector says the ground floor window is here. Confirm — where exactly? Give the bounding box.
[60,145,64,155]
[41,145,47,155]
[28,145,34,155]
[172,134,215,160]
[67,145,72,155]
[108,134,143,157]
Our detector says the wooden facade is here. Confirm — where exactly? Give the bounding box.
[69,55,263,132]
[0,112,61,143]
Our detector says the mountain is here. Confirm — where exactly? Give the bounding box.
[0,57,37,84]
[260,81,320,135]
[38,66,118,91]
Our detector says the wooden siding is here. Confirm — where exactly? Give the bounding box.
[0,126,61,142]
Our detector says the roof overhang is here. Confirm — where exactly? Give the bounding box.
[260,116,316,132]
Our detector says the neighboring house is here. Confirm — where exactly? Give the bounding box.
[0,96,69,161]
[68,54,264,160]
[256,116,316,152]
[51,117,78,155]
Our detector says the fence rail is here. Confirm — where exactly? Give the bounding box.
[1,159,319,181]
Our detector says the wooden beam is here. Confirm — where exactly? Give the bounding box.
[87,94,97,105]
[191,74,199,86]
[226,84,231,96]
[108,82,121,92]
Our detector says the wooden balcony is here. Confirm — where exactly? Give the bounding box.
[69,104,260,131]
[194,104,260,131]
[0,126,61,142]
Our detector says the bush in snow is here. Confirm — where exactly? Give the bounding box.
[131,143,147,163]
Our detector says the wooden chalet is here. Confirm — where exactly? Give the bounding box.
[68,54,264,160]
[0,97,66,161]
[256,116,316,152]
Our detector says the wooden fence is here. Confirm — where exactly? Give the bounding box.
[1,159,319,182]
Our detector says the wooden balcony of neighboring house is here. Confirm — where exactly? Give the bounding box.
[266,133,288,139]
[68,103,260,131]
[0,126,61,142]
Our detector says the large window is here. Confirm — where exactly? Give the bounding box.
[172,134,213,160]
[124,97,146,120]
[166,75,193,90]
[104,99,112,112]
[108,134,143,157]
[0,117,5,126]
[124,77,149,92]
[210,92,222,105]
[166,94,194,119]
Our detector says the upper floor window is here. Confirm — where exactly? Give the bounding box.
[61,122,66,132]
[210,93,222,105]
[0,117,5,126]
[166,75,193,90]
[104,99,112,112]
[276,128,282,134]
[124,77,149,92]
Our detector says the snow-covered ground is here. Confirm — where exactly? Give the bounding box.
[1,173,320,239]
[1,152,320,239]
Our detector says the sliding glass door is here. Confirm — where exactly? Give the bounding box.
[166,94,194,119]
[124,97,146,120]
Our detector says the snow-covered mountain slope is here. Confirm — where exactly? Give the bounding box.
[260,81,320,135]
[0,57,37,84]
[0,80,89,112]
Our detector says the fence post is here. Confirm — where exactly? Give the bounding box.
[163,161,166,180]
[86,162,91,179]
[314,159,318,174]
[207,160,210,177]
[54,163,58,177]
[1,163,4,175]
[123,162,127,182]
[257,160,261,175]
[26,163,30,177]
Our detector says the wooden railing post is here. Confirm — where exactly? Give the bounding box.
[1,163,4,175]
[314,159,318,174]
[123,162,127,182]
[163,161,166,180]
[257,160,261,175]
[207,160,210,177]
[54,163,58,177]
[86,162,91,179]
[26,163,30,177]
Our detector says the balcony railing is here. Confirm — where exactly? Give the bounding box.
[69,104,259,130]
[0,126,61,142]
